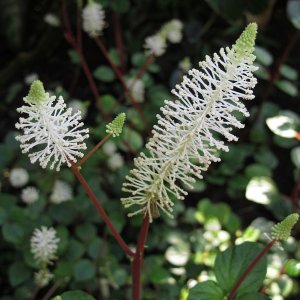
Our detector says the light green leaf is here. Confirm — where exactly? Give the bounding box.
[291,147,300,169]
[74,259,96,282]
[254,46,273,66]
[93,66,115,82]
[275,80,298,97]
[266,110,300,138]
[287,0,300,29]
[280,64,298,80]
[188,281,224,300]
[55,290,96,300]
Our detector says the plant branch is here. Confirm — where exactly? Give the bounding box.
[70,162,135,257]
[131,214,150,300]
[93,37,148,127]
[76,133,112,167]
[227,239,276,300]
[113,12,126,72]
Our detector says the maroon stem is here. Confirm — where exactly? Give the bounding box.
[93,37,148,127]
[131,215,150,300]
[70,162,135,258]
[134,53,154,82]
[227,240,276,300]
[76,133,112,167]
[61,0,109,120]
[113,12,126,72]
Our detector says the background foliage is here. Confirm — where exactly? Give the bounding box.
[1,0,300,299]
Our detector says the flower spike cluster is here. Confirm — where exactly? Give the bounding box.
[106,113,126,137]
[122,24,258,222]
[15,80,89,171]
[271,213,299,241]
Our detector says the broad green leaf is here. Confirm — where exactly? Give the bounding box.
[100,94,117,113]
[275,80,298,97]
[254,46,273,66]
[75,223,97,242]
[55,290,96,300]
[291,147,300,169]
[246,176,279,205]
[245,164,271,178]
[214,242,267,296]
[2,223,25,244]
[188,281,224,300]
[93,66,115,82]
[236,292,268,300]
[280,64,298,80]
[74,259,96,282]
[287,0,300,29]
[266,110,300,138]
[8,262,31,286]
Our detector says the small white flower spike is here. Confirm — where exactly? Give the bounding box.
[82,1,105,38]
[122,24,258,222]
[34,268,53,287]
[15,80,89,171]
[161,19,184,43]
[50,180,73,204]
[108,153,124,170]
[21,186,39,204]
[127,79,145,103]
[9,168,29,188]
[31,226,59,265]
[144,34,167,57]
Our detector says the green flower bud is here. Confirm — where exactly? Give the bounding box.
[106,113,126,137]
[271,213,299,241]
[26,80,47,104]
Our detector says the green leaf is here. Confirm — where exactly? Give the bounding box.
[291,147,300,169]
[8,262,31,286]
[214,242,267,296]
[285,259,300,277]
[266,110,300,138]
[119,126,143,151]
[93,66,115,82]
[280,65,298,80]
[287,0,300,29]
[236,293,268,300]
[245,164,271,178]
[87,238,102,259]
[254,46,273,66]
[109,0,130,13]
[75,223,97,242]
[246,176,279,205]
[68,50,80,64]
[2,223,25,244]
[56,290,96,300]
[188,281,224,300]
[54,261,73,280]
[74,259,96,282]
[108,48,121,66]
[275,80,298,97]
[100,94,117,113]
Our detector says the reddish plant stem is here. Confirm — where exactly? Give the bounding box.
[113,12,126,72]
[94,37,148,127]
[228,240,276,300]
[77,133,112,167]
[41,282,60,300]
[134,53,155,82]
[290,175,300,211]
[70,162,135,257]
[131,215,150,300]
[61,0,109,120]
[296,133,300,141]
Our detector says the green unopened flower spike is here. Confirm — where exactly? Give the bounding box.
[271,213,299,241]
[27,80,47,103]
[106,113,126,137]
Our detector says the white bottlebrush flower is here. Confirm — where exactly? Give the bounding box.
[162,19,184,43]
[144,34,167,56]
[122,24,258,222]
[108,153,124,170]
[21,186,39,204]
[34,268,53,287]
[15,80,89,171]
[102,140,117,155]
[82,2,105,38]
[50,180,73,204]
[127,78,145,103]
[31,226,59,265]
[9,168,29,188]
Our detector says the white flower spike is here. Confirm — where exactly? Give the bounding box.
[122,23,258,222]
[31,226,59,265]
[15,80,89,171]
[82,0,106,38]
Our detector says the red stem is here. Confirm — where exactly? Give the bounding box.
[93,37,148,127]
[70,162,135,257]
[134,53,155,82]
[61,0,109,120]
[131,215,150,300]
[113,12,126,72]
[77,133,112,167]
[227,240,276,300]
